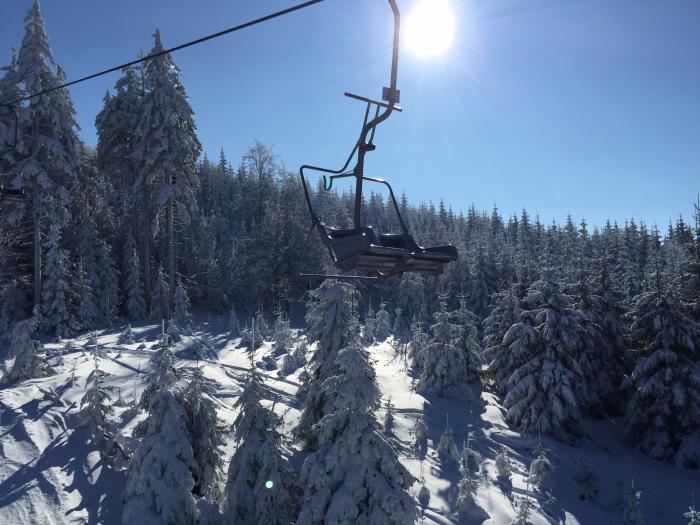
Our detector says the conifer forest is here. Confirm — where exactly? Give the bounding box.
[1,2,699,524]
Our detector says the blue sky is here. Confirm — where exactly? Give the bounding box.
[2,0,699,228]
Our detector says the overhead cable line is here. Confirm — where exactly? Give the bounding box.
[3,0,324,107]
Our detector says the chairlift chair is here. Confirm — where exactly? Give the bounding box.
[299,0,458,279]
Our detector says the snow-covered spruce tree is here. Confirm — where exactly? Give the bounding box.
[222,368,299,525]
[228,305,241,338]
[271,309,293,356]
[528,450,552,490]
[622,482,644,525]
[495,446,512,480]
[362,307,376,346]
[574,456,599,502]
[124,246,147,321]
[118,323,135,345]
[384,397,395,436]
[12,0,80,307]
[685,501,700,525]
[254,308,269,340]
[437,416,459,460]
[393,307,406,339]
[408,318,428,369]
[417,297,472,398]
[374,301,392,341]
[183,367,225,502]
[139,340,178,409]
[132,30,201,315]
[456,462,478,513]
[294,281,356,449]
[3,317,49,383]
[413,417,428,450]
[152,264,170,321]
[397,272,427,324]
[570,264,625,415]
[483,286,522,396]
[623,286,700,461]
[95,239,120,325]
[122,388,197,524]
[503,277,588,441]
[76,258,98,332]
[296,333,416,525]
[41,222,79,337]
[173,280,192,333]
[280,341,306,376]
[78,354,114,445]
[512,495,533,525]
[451,297,482,384]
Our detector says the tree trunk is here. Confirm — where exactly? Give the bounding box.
[167,177,175,313]
[32,185,41,308]
[143,182,152,311]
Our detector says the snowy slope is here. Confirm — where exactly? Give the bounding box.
[1,319,698,524]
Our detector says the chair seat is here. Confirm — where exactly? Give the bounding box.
[318,224,458,276]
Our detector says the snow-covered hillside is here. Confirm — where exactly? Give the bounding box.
[1,318,698,524]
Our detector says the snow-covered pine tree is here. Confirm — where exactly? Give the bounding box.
[296,332,416,524]
[408,318,428,369]
[12,0,80,307]
[451,297,482,384]
[271,309,293,356]
[118,323,135,345]
[456,461,478,513]
[374,301,392,341]
[173,279,192,333]
[397,272,427,324]
[152,264,170,321]
[570,262,625,415]
[280,341,306,376]
[384,397,395,436]
[132,30,201,315]
[622,482,645,525]
[75,258,98,332]
[228,305,241,338]
[78,353,114,444]
[512,495,533,525]
[253,308,269,340]
[94,239,120,325]
[437,416,459,460]
[222,368,299,524]
[417,297,472,398]
[41,223,78,337]
[183,367,225,502]
[495,446,512,480]
[413,417,428,450]
[393,307,406,339]
[124,246,147,321]
[122,388,197,524]
[362,307,376,346]
[139,340,178,409]
[294,281,356,449]
[528,450,552,490]
[574,455,600,502]
[685,500,700,525]
[483,286,522,396]
[3,316,49,383]
[623,286,700,461]
[503,277,588,441]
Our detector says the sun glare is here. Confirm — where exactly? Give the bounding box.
[405,0,455,57]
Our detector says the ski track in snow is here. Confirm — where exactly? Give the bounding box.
[1,318,699,524]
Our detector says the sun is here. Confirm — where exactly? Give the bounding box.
[404,0,456,57]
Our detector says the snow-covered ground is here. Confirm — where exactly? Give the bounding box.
[1,318,698,524]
